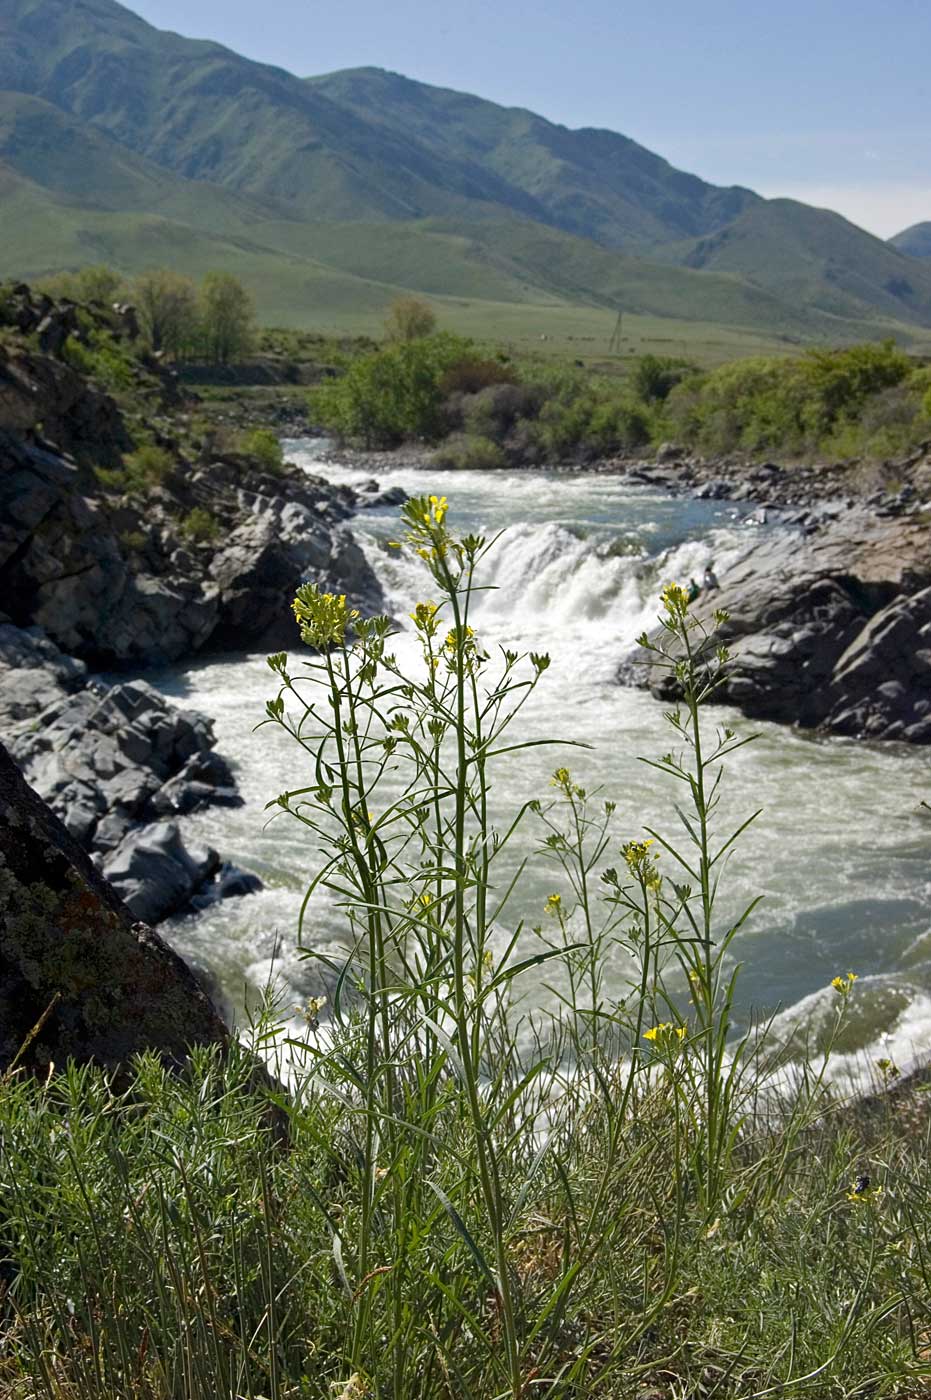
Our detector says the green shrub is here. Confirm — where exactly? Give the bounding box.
[460,382,544,440]
[439,354,517,396]
[119,529,147,552]
[240,427,285,472]
[98,444,175,494]
[661,340,914,456]
[180,506,221,543]
[430,432,507,469]
[62,329,136,394]
[631,352,692,403]
[310,334,475,447]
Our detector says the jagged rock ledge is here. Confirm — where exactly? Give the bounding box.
[621,507,931,744]
[1,623,258,923]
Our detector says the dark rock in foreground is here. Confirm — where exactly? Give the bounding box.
[0,739,229,1075]
[624,510,931,743]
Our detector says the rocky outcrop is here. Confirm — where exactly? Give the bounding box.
[625,511,931,743]
[1,624,253,922]
[0,284,385,666]
[0,434,215,663]
[0,738,229,1075]
[0,339,130,470]
[0,433,383,664]
[822,587,931,742]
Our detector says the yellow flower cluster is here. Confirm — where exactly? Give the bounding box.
[292,585,360,647]
[831,971,858,996]
[400,493,453,566]
[643,1022,687,1044]
[661,581,690,616]
[622,838,661,891]
[846,1178,883,1206]
[544,892,562,917]
[444,623,475,650]
[550,766,585,799]
[410,600,441,635]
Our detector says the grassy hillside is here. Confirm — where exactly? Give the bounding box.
[656,199,931,328]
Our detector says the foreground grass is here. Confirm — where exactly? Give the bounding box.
[2,1040,931,1398]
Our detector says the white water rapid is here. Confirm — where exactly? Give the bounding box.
[150,446,931,1081]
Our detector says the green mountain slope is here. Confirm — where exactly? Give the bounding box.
[890,223,931,259]
[0,91,902,348]
[307,67,758,250]
[657,199,931,328]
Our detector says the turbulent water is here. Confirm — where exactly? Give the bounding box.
[151,445,931,1079]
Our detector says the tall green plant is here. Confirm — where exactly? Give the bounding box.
[259,497,775,1392]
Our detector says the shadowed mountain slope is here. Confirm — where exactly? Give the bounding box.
[891,223,931,259]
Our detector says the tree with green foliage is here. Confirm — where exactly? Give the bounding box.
[310,334,474,447]
[383,294,437,343]
[37,265,126,306]
[133,268,200,358]
[200,272,256,365]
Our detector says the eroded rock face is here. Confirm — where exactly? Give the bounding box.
[822,587,931,742]
[0,739,229,1075]
[624,511,931,742]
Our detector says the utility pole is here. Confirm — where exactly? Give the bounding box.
[608,308,623,354]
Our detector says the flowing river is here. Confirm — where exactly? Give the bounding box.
[151,444,931,1080]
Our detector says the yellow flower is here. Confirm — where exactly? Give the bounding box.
[429,494,448,526]
[443,624,475,651]
[661,581,690,616]
[410,600,441,635]
[622,838,661,890]
[544,892,562,917]
[846,1177,883,1206]
[292,585,360,647]
[643,1022,687,1045]
[831,971,858,996]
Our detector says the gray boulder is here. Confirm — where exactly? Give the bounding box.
[102,822,221,926]
[1,626,253,919]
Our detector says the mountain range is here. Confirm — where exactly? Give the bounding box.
[1,0,930,348]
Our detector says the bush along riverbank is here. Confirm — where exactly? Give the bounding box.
[0,282,384,922]
[3,496,931,1399]
[309,332,931,499]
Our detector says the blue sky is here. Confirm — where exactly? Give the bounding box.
[132,0,931,237]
